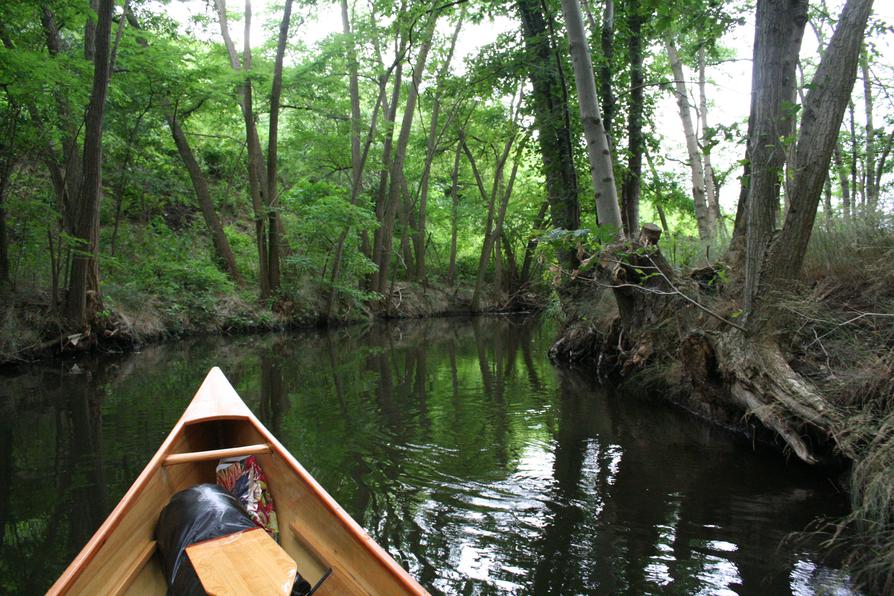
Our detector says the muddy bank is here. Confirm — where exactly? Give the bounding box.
[0,281,545,365]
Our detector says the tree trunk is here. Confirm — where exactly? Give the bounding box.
[414,10,464,281]
[620,0,643,236]
[166,112,242,284]
[265,0,294,295]
[699,42,724,237]
[215,0,270,297]
[517,0,580,269]
[762,0,874,302]
[325,0,364,319]
[598,0,615,142]
[376,6,438,294]
[464,135,512,311]
[520,202,549,286]
[491,139,526,295]
[742,0,808,320]
[559,0,623,231]
[447,139,462,285]
[666,37,714,246]
[64,0,113,329]
[860,49,877,212]
[370,34,406,291]
[833,142,851,219]
[0,163,10,289]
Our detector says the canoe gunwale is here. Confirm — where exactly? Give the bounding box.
[46,367,427,596]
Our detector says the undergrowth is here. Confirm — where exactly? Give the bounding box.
[787,213,894,592]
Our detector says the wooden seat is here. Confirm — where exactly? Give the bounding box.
[186,528,297,595]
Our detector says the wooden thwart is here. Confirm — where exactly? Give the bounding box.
[186,528,297,596]
[163,444,271,466]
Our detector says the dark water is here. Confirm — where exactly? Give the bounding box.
[0,317,857,595]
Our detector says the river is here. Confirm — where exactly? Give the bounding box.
[0,316,857,594]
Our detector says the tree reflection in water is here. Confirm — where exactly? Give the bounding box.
[0,317,857,594]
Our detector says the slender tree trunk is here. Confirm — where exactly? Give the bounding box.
[215,0,270,296]
[414,10,464,281]
[64,0,113,329]
[666,37,714,246]
[823,173,833,226]
[848,100,859,212]
[0,163,10,289]
[762,0,873,303]
[833,142,851,218]
[860,49,877,212]
[325,0,364,319]
[560,0,623,231]
[491,138,526,294]
[265,0,294,295]
[40,8,83,238]
[370,34,406,291]
[742,0,808,320]
[376,7,438,294]
[464,135,512,311]
[621,0,643,236]
[167,113,242,284]
[517,0,580,269]
[699,42,724,238]
[598,0,615,142]
[520,201,549,285]
[447,140,462,285]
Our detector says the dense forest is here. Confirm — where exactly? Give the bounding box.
[1,0,892,589]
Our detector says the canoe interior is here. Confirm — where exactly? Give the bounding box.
[63,417,414,595]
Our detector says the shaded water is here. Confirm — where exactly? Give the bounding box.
[0,317,856,594]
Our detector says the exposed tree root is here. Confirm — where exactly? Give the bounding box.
[551,226,845,466]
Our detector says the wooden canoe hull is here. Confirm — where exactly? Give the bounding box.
[47,367,428,596]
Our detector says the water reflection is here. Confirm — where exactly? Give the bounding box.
[0,317,858,594]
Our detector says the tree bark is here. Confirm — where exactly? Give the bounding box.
[167,112,242,284]
[598,0,615,142]
[414,9,464,281]
[491,138,526,294]
[762,0,874,301]
[860,50,876,212]
[447,139,462,285]
[742,0,808,320]
[699,42,724,237]
[559,0,623,231]
[370,29,407,291]
[517,0,580,268]
[833,142,851,219]
[265,0,294,295]
[0,160,11,289]
[376,5,438,294]
[666,37,715,246]
[64,0,114,328]
[215,0,270,296]
[620,0,643,236]
[520,201,549,286]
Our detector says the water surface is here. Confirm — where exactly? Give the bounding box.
[0,317,855,594]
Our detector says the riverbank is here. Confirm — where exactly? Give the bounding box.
[0,280,544,365]
[548,217,894,592]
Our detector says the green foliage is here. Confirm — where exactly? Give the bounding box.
[103,219,235,330]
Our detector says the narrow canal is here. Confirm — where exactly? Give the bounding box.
[0,317,856,594]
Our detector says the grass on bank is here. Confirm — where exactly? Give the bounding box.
[788,215,894,592]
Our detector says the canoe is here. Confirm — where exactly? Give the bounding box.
[48,367,428,595]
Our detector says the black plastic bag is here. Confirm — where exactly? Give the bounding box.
[155,483,257,595]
